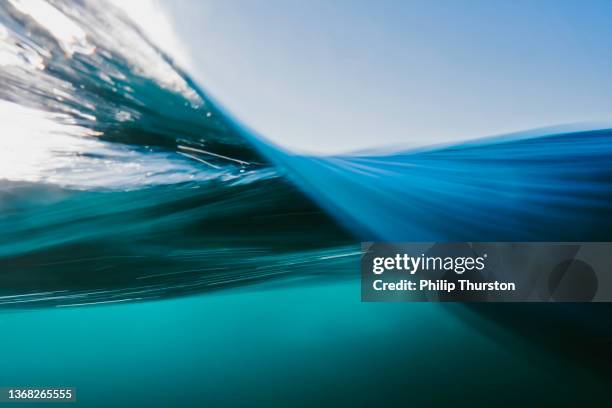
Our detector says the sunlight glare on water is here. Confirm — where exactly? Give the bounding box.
[8,0,95,56]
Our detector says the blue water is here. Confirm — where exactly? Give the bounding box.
[2,280,610,406]
[1,1,611,405]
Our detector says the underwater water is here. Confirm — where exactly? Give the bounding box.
[0,0,611,405]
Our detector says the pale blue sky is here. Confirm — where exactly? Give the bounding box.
[151,0,612,153]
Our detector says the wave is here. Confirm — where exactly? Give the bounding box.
[1,0,612,307]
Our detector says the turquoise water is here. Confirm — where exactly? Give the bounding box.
[2,279,609,406]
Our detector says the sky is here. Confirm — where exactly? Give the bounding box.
[130,0,612,153]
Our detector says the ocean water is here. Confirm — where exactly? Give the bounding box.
[2,280,610,407]
[0,1,611,405]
